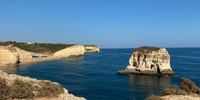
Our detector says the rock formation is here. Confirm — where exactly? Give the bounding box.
[118,46,176,76]
[53,45,85,58]
[0,70,86,100]
[0,45,19,64]
[0,44,100,66]
[84,45,100,52]
[14,47,48,63]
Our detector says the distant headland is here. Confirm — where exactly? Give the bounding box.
[0,41,100,68]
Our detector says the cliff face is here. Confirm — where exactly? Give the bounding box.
[0,45,19,64]
[84,45,100,52]
[0,44,100,66]
[53,45,85,58]
[118,46,176,75]
[14,47,34,61]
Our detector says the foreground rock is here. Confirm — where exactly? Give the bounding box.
[84,45,100,52]
[0,70,86,100]
[161,95,200,100]
[118,46,176,76]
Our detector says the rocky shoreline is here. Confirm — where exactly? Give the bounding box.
[0,44,100,100]
[0,44,100,68]
[0,69,86,100]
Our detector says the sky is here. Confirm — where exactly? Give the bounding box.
[0,0,200,48]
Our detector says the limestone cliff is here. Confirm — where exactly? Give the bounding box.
[118,46,176,75]
[84,45,100,52]
[0,44,99,66]
[53,45,85,58]
[0,45,19,64]
[14,47,34,61]
[14,47,48,63]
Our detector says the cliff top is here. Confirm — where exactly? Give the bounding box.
[133,46,160,53]
[0,41,74,54]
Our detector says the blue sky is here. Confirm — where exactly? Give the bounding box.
[0,0,200,48]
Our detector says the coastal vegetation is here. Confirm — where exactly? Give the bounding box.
[146,78,200,100]
[133,46,160,52]
[0,41,74,53]
[0,78,64,99]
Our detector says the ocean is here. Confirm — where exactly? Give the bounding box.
[3,48,200,100]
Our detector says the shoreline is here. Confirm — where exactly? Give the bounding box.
[0,69,86,100]
[118,69,177,76]
[0,55,84,68]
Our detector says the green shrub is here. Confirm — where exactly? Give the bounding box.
[159,85,187,96]
[159,87,176,96]
[0,78,10,100]
[146,94,162,100]
[133,46,160,53]
[37,82,64,97]
[180,78,199,94]
[10,79,34,99]
[0,41,74,53]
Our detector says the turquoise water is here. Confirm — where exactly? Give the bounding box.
[3,48,200,100]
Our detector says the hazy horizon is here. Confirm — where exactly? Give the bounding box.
[1,0,200,48]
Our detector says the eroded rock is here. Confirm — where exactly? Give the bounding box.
[84,45,100,52]
[118,46,176,76]
[0,45,19,65]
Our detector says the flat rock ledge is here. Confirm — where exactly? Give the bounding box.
[118,69,176,76]
[161,95,200,100]
[118,46,176,76]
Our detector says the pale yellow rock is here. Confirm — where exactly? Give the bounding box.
[118,47,176,75]
[0,45,19,64]
[53,45,85,57]
[14,47,34,60]
[84,45,100,52]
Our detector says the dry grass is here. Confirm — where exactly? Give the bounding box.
[180,78,200,94]
[35,82,64,97]
[0,78,10,100]
[10,79,34,99]
[159,85,187,96]
[147,78,200,100]
[0,78,64,99]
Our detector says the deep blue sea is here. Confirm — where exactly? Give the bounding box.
[3,48,200,100]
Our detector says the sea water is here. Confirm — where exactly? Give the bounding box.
[3,48,200,100]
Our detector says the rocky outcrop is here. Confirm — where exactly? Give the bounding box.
[0,45,19,64]
[14,47,48,63]
[161,95,200,100]
[53,45,85,58]
[14,47,35,62]
[118,46,176,76]
[84,45,100,52]
[0,70,86,100]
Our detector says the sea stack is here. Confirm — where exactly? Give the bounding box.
[118,46,176,76]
